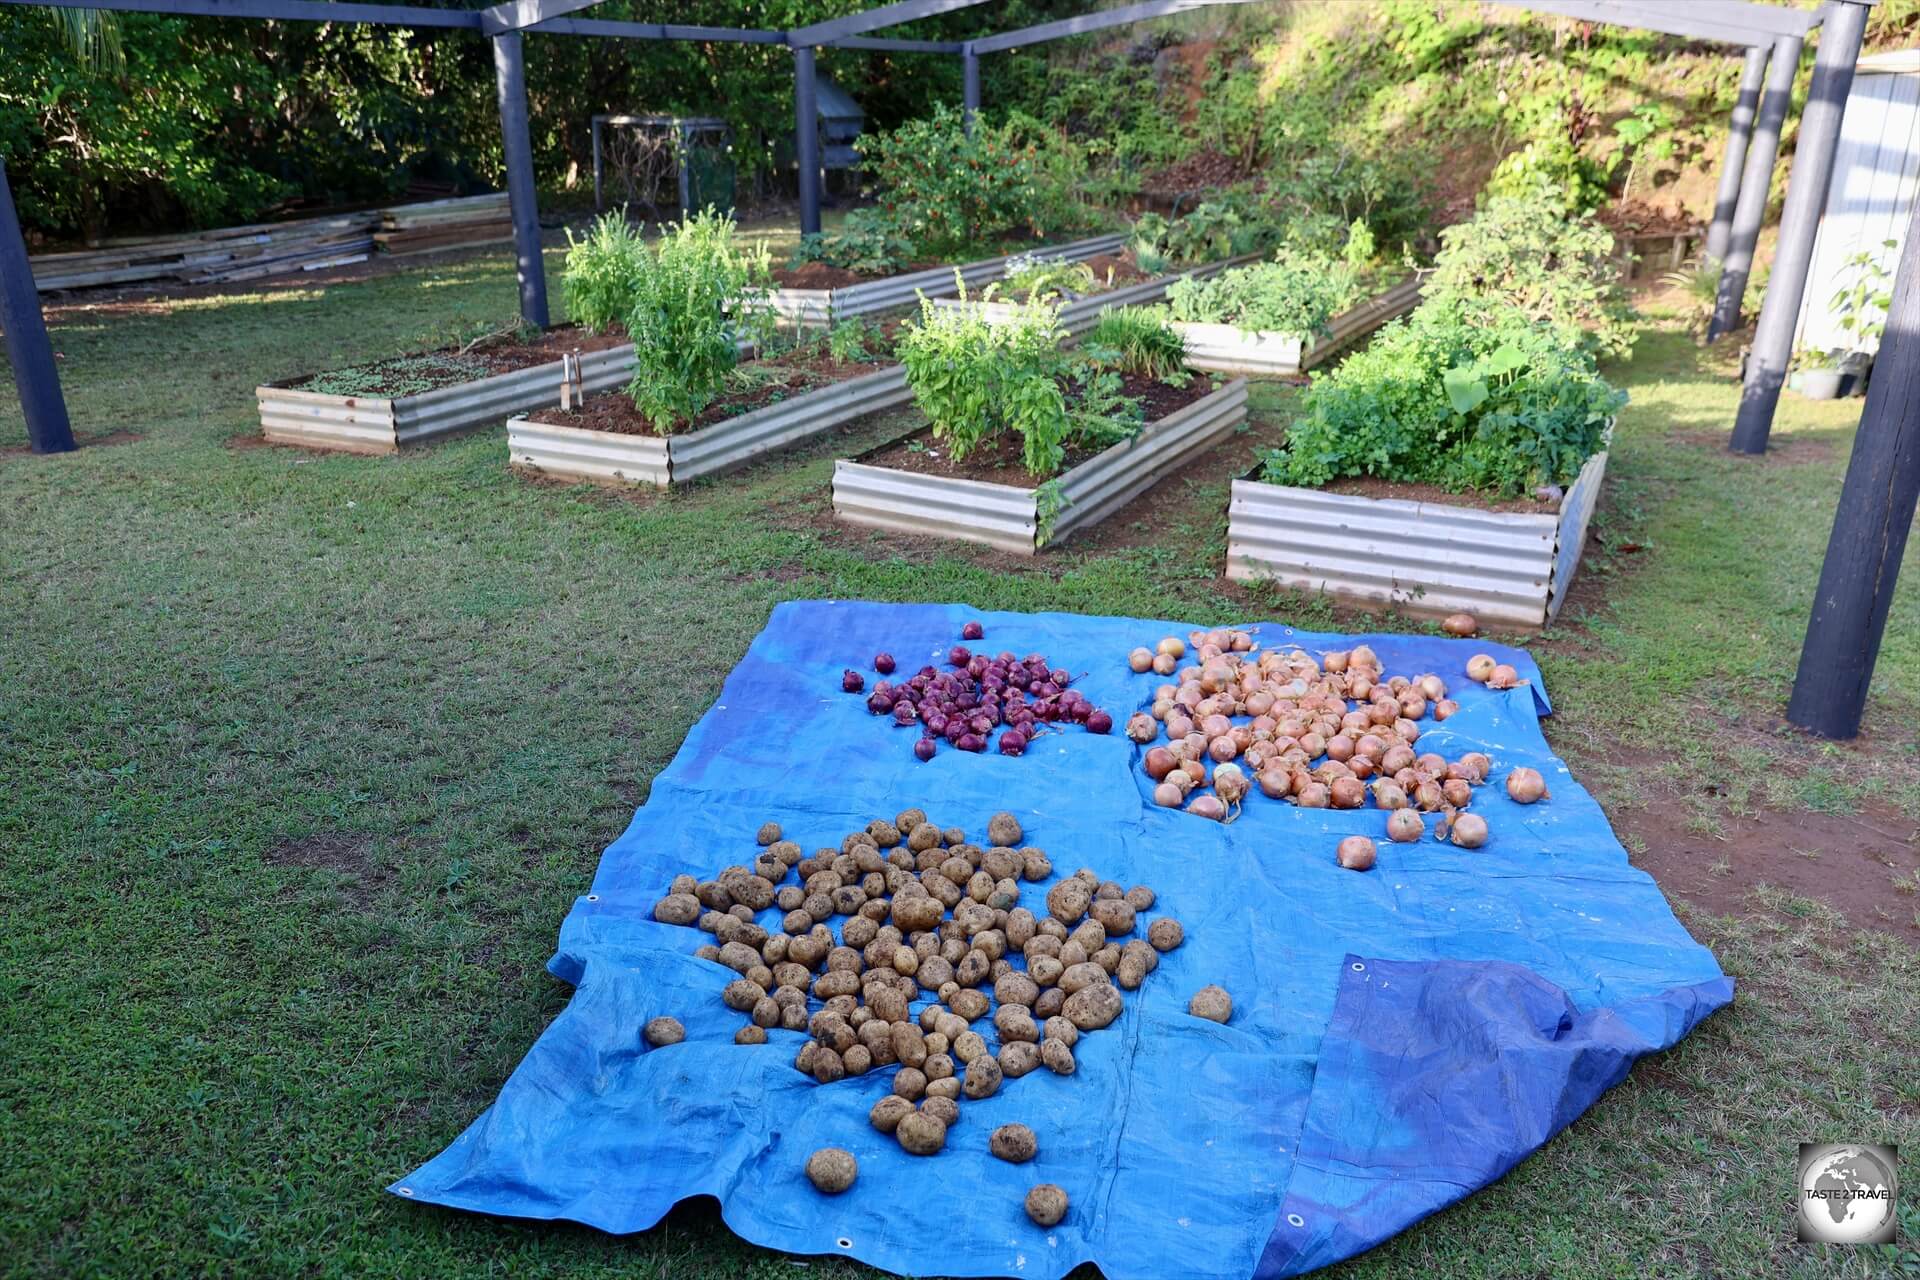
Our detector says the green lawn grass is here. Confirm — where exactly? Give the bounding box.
[2,248,1915,1278]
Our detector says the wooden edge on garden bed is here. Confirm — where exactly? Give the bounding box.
[255,343,639,455]
[506,364,913,489]
[927,252,1261,336]
[1223,442,1610,629]
[760,232,1128,327]
[832,378,1250,555]
[1171,275,1424,376]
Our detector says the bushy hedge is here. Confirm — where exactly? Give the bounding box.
[1262,300,1624,499]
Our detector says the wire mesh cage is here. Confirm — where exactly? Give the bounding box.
[591,115,736,220]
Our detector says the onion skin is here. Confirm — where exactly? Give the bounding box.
[1441,612,1479,638]
[1386,809,1424,842]
[1449,812,1489,848]
[1505,767,1549,804]
[1336,835,1377,871]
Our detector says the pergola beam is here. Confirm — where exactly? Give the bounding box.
[969,0,1253,55]
[529,16,786,43]
[831,34,964,51]
[788,0,991,48]
[480,0,605,37]
[6,0,482,27]
[1483,0,1818,48]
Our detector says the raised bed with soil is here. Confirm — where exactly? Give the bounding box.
[1225,443,1610,629]
[762,233,1125,327]
[833,375,1250,554]
[930,251,1258,337]
[508,353,911,488]
[256,328,637,455]
[1172,274,1424,376]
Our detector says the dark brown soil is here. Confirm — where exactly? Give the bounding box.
[771,261,873,289]
[1142,148,1253,195]
[1616,800,1920,945]
[1675,429,1839,466]
[1,429,143,458]
[860,372,1218,487]
[524,353,888,437]
[1317,474,1566,514]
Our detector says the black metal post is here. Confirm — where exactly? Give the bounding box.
[591,115,604,213]
[1730,0,1871,454]
[1785,204,1920,739]
[1706,45,1769,263]
[962,47,980,131]
[492,30,550,329]
[794,44,821,236]
[1708,32,1799,342]
[0,158,76,455]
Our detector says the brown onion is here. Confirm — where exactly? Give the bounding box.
[1129,647,1154,673]
[1208,736,1239,763]
[1351,644,1379,668]
[1450,813,1489,848]
[1434,699,1460,721]
[1152,653,1178,676]
[1441,778,1473,808]
[1330,777,1366,809]
[1372,781,1408,810]
[1441,612,1479,637]
[1157,637,1186,658]
[1323,650,1350,673]
[1459,752,1493,782]
[1144,746,1176,780]
[1258,768,1292,799]
[1298,732,1327,759]
[1153,782,1183,807]
[1398,694,1428,720]
[1414,781,1446,812]
[1486,664,1520,690]
[1347,755,1375,779]
[1295,781,1330,809]
[1386,809,1424,842]
[1465,654,1496,683]
[1326,734,1356,762]
[1187,794,1226,822]
[1336,835,1377,871]
[1126,712,1158,743]
[1213,763,1249,805]
[1505,767,1549,804]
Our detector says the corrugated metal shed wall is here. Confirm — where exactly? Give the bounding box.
[1796,56,1920,356]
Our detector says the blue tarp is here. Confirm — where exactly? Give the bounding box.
[395,601,1732,1278]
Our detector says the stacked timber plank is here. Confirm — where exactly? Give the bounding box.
[29,212,378,291]
[373,193,513,256]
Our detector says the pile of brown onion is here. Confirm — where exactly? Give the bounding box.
[1125,627,1544,865]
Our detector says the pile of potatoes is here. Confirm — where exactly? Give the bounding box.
[652,808,1193,1214]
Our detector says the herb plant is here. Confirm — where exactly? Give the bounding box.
[621,209,774,432]
[562,212,650,334]
[1261,300,1624,500]
[1085,307,1189,382]
[1163,248,1364,338]
[1001,253,1097,301]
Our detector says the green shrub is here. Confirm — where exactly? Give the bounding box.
[1423,188,1634,359]
[1164,248,1363,338]
[1085,307,1189,382]
[1130,196,1281,271]
[1484,140,1610,216]
[1261,300,1624,499]
[897,290,1168,477]
[791,208,913,277]
[622,209,774,432]
[562,212,650,334]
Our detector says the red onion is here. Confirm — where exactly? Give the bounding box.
[1086,711,1113,735]
[961,620,984,640]
[956,733,986,753]
[893,702,918,725]
[874,652,897,674]
[948,646,971,667]
[914,738,937,762]
[867,691,895,715]
[842,669,865,693]
[999,731,1028,756]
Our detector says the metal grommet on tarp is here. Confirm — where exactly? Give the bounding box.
[1350,962,1365,972]
[837,1237,853,1250]
[1286,1213,1305,1228]
[397,1187,415,1198]
[587,894,600,902]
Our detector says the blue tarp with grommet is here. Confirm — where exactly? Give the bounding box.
[393,600,1731,1278]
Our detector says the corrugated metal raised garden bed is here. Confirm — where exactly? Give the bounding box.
[763,232,1125,327]
[928,253,1258,336]
[508,364,912,489]
[256,336,636,455]
[833,378,1250,555]
[1225,445,1610,629]
[1171,275,1425,376]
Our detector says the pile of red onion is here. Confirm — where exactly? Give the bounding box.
[843,621,1112,760]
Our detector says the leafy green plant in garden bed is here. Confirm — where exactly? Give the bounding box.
[897,291,1188,477]
[790,208,914,278]
[300,353,491,398]
[1261,299,1624,500]
[1163,247,1368,339]
[611,209,775,431]
[1423,184,1635,360]
[999,253,1098,302]
[562,212,651,335]
[1085,307,1190,382]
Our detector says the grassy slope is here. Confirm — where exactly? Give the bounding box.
[1,250,1916,1279]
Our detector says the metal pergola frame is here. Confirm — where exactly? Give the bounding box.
[1,0,1904,740]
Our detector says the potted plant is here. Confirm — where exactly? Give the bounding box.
[1795,243,1893,400]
